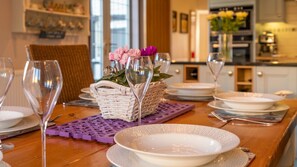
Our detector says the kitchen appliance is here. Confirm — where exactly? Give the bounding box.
[210,35,253,63]
[258,31,278,56]
[210,6,254,35]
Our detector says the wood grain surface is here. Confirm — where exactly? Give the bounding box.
[2,99,297,167]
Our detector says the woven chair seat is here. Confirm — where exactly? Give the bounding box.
[27,44,94,104]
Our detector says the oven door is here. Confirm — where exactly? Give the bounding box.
[211,43,251,63]
[232,43,251,63]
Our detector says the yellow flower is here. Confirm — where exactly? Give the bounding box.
[225,11,234,18]
[207,14,218,20]
[218,11,227,18]
[235,12,248,20]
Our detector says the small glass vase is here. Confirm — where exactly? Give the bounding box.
[218,33,233,62]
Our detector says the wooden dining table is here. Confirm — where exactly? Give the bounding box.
[2,99,297,167]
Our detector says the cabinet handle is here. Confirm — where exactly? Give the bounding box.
[228,71,233,76]
[190,72,197,76]
[257,71,263,77]
[175,69,180,74]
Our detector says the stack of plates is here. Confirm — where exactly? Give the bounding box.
[166,83,215,101]
[106,124,249,167]
[0,106,38,135]
[208,92,287,115]
[79,87,96,101]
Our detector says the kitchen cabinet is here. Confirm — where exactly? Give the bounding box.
[183,65,199,83]
[199,65,235,92]
[165,64,184,85]
[254,66,297,97]
[12,0,90,36]
[257,0,285,23]
[235,66,253,92]
[209,0,255,8]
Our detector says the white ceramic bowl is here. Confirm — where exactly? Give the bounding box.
[0,106,34,129]
[215,92,285,110]
[168,83,215,96]
[114,124,240,167]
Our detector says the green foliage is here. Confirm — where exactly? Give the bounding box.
[98,66,172,87]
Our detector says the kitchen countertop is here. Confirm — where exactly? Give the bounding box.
[172,61,297,67]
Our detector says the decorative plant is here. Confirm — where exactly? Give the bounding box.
[207,11,248,33]
[99,46,172,87]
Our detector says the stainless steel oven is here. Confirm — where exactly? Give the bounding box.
[210,6,254,35]
[210,35,253,63]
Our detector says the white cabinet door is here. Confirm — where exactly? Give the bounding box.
[257,0,285,23]
[254,66,297,97]
[164,64,184,85]
[199,65,235,92]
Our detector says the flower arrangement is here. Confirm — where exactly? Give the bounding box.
[207,10,248,33]
[99,46,172,87]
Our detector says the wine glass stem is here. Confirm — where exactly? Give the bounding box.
[138,100,143,126]
[40,123,48,167]
[214,79,218,96]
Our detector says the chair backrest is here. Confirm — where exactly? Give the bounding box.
[27,44,95,104]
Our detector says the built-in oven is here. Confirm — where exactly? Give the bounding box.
[210,35,253,63]
[209,6,254,35]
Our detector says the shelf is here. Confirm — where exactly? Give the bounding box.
[235,66,253,92]
[237,82,252,85]
[12,0,90,36]
[26,8,89,19]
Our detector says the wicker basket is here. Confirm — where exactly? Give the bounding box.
[90,80,166,122]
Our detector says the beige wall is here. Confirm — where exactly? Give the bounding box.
[256,1,297,58]
[170,0,208,62]
[0,0,89,70]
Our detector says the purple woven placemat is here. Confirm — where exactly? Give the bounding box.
[46,103,194,144]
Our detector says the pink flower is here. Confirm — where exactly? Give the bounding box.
[120,53,129,65]
[113,53,121,60]
[127,49,141,58]
[109,52,115,61]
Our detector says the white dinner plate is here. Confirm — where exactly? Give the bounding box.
[81,87,91,94]
[166,90,213,101]
[0,115,39,134]
[107,144,249,167]
[208,100,289,115]
[0,106,35,129]
[79,93,96,101]
[214,92,285,110]
[114,124,240,167]
[1,106,33,117]
[0,161,11,167]
[168,83,215,96]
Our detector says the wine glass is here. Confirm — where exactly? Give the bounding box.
[154,53,171,73]
[23,60,63,167]
[0,57,15,151]
[206,52,225,97]
[0,57,15,109]
[125,56,153,126]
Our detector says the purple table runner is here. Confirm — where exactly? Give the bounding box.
[46,103,194,143]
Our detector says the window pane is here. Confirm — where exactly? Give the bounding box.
[110,0,130,51]
[90,0,103,80]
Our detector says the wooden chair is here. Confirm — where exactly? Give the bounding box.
[27,44,95,104]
